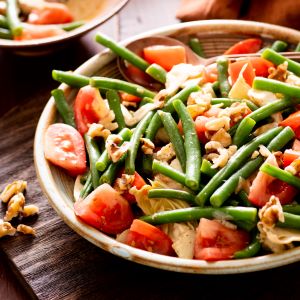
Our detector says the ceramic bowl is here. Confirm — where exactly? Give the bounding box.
[34,20,300,274]
[0,0,128,55]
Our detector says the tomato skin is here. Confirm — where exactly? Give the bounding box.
[74,184,134,235]
[280,113,300,139]
[28,3,73,25]
[229,60,255,86]
[44,123,87,176]
[119,92,141,103]
[14,24,65,40]
[119,170,146,204]
[194,218,249,261]
[143,45,186,71]
[74,86,101,135]
[124,219,174,255]
[224,38,262,55]
[125,64,152,86]
[249,154,297,207]
[283,149,300,167]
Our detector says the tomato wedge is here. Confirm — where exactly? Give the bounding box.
[194,218,249,261]
[224,38,262,55]
[203,64,218,83]
[44,123,87,176]
[143,45,186,71]
[74,183,133,235]
[117,170,146,204]
[28,2,73,25]
[194,116,210,144]
[249,57,274,77]
[14,24,65,41]
[119,92,141,103]
[124,219,174,255]
[229,60,255,86]
[280,112,300,139]
[248,154,297,206]
[74,86,102,135]
[283,149,300,167]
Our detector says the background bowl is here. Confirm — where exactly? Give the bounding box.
[34,20,300,274]
[0,0,128,55]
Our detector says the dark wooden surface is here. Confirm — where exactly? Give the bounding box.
[1,1,300,299]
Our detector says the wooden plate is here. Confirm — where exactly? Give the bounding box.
[34,20,300,274]
[0,0,128,55]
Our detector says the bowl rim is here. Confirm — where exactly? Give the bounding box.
[34,19,300,274]
[0,0,128,48]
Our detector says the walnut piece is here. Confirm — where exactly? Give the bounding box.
[106,134,130,163]
[22,205,39,218]
[154,143,176,163]
[17,224,36,236]
[268,62,288,82]
[0,180,27,203]
[0,220,16,238]
[114,174,135,193]
[210,128,232,148]
[205,116,231,131]
[87,123,111,139]
[140,138,155,155]
[4,193,25,221]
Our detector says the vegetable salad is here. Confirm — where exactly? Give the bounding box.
[45,33,300,261]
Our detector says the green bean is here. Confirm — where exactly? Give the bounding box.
[84,134,101,189]
[99,155,126,185]
[51,89,75,128]
[200,159,217,177]
[106,90,125,131]
[145,63,167,83]
[295,43,300,52]
[253,77,300,98]
[90,76,156,99]
[188,37,205,57]
[173,99,201,190]
[217,57,231,98]
[228,121,240,137]
[158,111,186,171]
[278,212,300,230]
[125,111,154,174]
[238,190,253,207]
[148,189,196,205]
[52,70,89,88]
[195,127,283,206]
[96,127,132,171]
[233,117,256,147]
[260,164,300,190]
[270,40,288,52]
[152,159,187,187]
[80,173,93,199]
[283,204,300,215]
[0,15,8,29]
[140,206,257,229]
[7,0,22,37]
[0,28,11,39]
[60,21,85,31]
[210,126,294,207]
[139,97,154,107]
[234,233,261,259]
[95,32,149,71]
[212,81,220,96]
[261,48,300,76]
[211,98,258,111]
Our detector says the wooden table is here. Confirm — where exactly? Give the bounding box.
[1,1,300,299]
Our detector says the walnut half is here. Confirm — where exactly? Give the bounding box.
[0,220,16,238]
[0,180,27,203]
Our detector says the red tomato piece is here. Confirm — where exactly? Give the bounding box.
[44,123,87,176]
[14,24,65,40]
[28,3,73,25]
[280,112,300,139]
[283,149,300,167]
[249,57,274,77]
[118,170,146,204]
[125,64,152,86]
[74,183,133,235]
[124,219,174,256]
[74,86,102,135]
[203,63,218,83]
[119,92,141,103]
[224,38,262,55]
[228,60,255,86]
[143,45,186,71]
[194,116,210,144]
[194,218,249,261]
[248,154,297,207]
[293,139,300,151]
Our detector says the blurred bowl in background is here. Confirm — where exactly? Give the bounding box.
[0,0,128,55]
